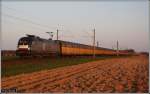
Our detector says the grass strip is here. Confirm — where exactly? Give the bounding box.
[1,55,130,77]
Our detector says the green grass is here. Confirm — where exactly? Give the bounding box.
[1,55,130,77]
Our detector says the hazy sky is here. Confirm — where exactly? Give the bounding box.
[1,1,149,52]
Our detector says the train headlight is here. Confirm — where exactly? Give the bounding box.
[28,47,30,50]
[18,45,30,50]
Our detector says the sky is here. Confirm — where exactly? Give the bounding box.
[1,0,149,52]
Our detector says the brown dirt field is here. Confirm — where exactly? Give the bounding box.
[1,55,149,93]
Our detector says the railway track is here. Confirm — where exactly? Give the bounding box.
[1,55,149,93]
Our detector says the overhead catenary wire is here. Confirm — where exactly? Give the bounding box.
[2,6,57,30]
[2,6,62,40]
[2,17,53,34]
[2,13,57,31]
[2,14,58,39]
[2,6,88,38]
[2,6,94,44]
[2,14,78,40]
[2,14,59,40]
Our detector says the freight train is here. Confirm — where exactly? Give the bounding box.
[16,34,134,57]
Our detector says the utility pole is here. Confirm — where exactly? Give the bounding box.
[93,28,96,58]
[57,29,59,40]
[117,41,119,56]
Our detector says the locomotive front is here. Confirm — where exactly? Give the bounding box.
[16,37,32,56]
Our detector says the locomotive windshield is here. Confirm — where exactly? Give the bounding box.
[18,37,32,45]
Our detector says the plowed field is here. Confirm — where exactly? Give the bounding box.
[1,55,149,93]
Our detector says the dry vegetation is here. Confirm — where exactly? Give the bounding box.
[1,55,149,93]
